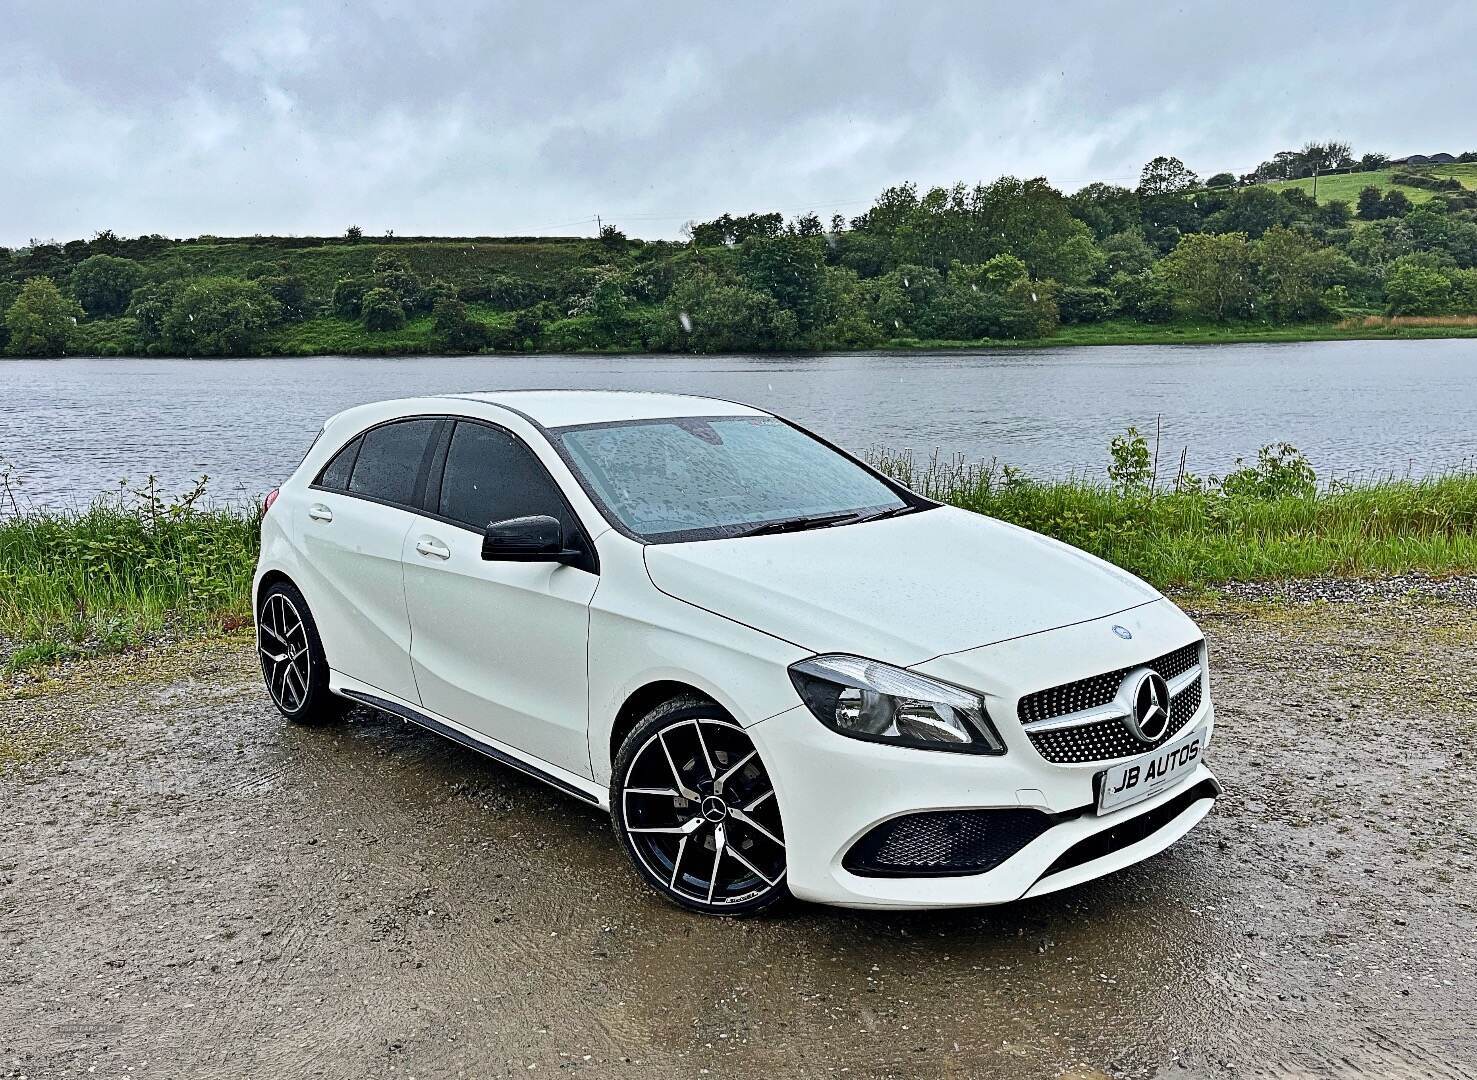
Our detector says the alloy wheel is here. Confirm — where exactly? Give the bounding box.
[258,591,312,713]
[621,717,786,908]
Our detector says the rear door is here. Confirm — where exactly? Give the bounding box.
[299,416,444,704]
[403,419,598,778]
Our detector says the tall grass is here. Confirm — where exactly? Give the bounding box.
[873,450,1477,587]
[1338,315,1477,330]
[0,476,259,671]
[3,443,1476,674]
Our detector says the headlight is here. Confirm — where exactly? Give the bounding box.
[788,654,1005,755]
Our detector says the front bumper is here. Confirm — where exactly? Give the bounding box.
[753,702,1216,908]
[750,602,1219,909]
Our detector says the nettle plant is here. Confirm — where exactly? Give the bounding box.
[1107,427,1316,500]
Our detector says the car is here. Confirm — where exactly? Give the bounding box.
[254,390,1219,915]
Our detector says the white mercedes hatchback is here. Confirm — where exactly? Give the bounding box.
[255,390,1219,914]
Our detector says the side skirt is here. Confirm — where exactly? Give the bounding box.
[338,687,604,808]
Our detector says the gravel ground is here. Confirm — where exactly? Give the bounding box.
[2,589,1475,1079]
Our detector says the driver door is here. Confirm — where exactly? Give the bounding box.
[402,420,599,779]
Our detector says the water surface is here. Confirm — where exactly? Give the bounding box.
[1,339,1473,505]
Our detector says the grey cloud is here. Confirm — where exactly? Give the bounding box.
[3,0,1472,245]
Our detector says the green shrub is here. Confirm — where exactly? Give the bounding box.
[430,296,489,350]
[361,286,406,331]
[331,277,368,318]
[5,277,83,356]
[69,254,143,318]
[256,272,312,321]
[162,278,282,356]
[1057,285,1118,324]
[1385,262,1453,315]
[125,281,180,350]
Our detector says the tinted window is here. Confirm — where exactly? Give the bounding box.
[439,422,572,531]
[556,416,906,541]
[317,435,360,491]
[347,419,440,507]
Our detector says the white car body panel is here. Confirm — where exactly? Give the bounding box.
[585,533,813,787]
[295,492,421,703]
[403,516,599,779]
[643,505,1160,665]
[255,389,1220,911]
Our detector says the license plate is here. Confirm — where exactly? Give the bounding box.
[1097,729,1203,814]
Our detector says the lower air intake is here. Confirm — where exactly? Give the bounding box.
[843,808,1053,877]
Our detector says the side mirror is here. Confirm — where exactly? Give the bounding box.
[481,515,579,564]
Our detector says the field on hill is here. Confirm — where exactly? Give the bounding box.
[1266,163,1477,206]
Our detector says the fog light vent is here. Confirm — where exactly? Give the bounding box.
[843,809,1052,877]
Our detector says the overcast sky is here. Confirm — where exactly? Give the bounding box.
[4,1,1472,246]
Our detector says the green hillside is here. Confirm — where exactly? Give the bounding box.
[138,236,603,293]
[1266,163,1477,206]
[6,155,1477,359]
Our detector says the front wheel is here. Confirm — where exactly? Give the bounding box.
[612,698,789,915]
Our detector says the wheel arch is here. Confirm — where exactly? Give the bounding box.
[253,568,297,610]
[608,680,724,769]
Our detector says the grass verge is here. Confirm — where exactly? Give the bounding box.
[1,479,258,674]
[887,317,1477,351]
[874,451,1477,587]
[3,446,1476,675]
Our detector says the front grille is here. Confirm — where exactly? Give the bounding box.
[1038,778,1221,880]
[1020,641,1204,765]
[843,808,1053,877]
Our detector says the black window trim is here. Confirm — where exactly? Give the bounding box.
[542,412,938,545]
[420,416,600,576]
[310,412,600,575]
[309,414,447,516]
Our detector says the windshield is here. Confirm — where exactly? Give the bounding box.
[554,415,914,542]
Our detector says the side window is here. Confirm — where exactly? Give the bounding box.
[346,419,440,507]
[316,435,361,491]
[439,422,573,533]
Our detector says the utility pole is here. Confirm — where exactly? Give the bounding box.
[596,214,602,236]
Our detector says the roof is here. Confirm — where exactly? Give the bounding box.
[441,389,766,428]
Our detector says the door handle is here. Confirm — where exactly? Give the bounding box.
[308,504,334,522]
[415,537,451,560]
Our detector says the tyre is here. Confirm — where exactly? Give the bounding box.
[612,696,789,915]
[256,580,343,725]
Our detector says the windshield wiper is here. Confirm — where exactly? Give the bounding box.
[858,504,924,522]
[733,511,866,537]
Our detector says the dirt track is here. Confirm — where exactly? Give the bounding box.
[3,589,1475,1079]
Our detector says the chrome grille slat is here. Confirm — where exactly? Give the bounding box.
[1018,641,1205,764]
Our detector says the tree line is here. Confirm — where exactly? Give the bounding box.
[4,149,1477,356]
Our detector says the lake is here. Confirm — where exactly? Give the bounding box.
[2,338,1474,507]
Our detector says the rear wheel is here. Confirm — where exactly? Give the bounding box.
[612,697,789,915]
[256,580,342,724]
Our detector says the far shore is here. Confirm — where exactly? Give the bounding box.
[41,320,1477,361]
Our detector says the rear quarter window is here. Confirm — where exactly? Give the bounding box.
[316,435,361,491]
